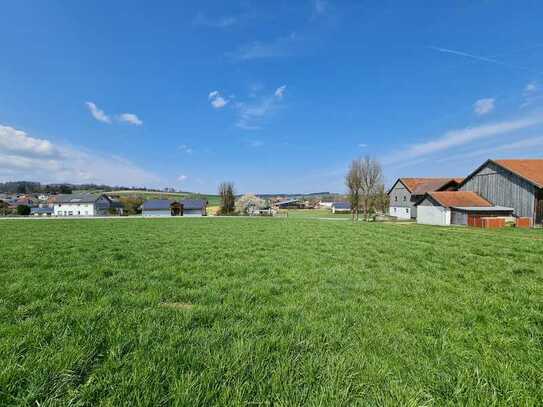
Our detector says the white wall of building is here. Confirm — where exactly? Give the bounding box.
[54,203,95,216]
[417,206,451,226]
[389,206,411,219]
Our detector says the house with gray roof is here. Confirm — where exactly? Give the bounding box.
[53,194,112,216]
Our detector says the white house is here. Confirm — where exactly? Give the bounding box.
[53,194,112,217]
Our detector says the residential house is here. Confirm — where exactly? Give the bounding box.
[459,159,543,225]
[387,178,463,219]
[53,194,112,216]
[180,199,207,217]
[416,191,514,226]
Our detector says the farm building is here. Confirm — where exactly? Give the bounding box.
[53,194,112,217]
[142,200,181,217]
[274,199,305,209]
[331,202,351,213]
[180,199,207,217]
[459,159,543,225]
[30,207,54,217]
[416,191,514,226]
[387,178,463,219]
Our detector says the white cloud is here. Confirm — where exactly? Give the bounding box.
[385,114,543,164]
[274,85,287,98]
[118,113,143,126]
[177,174,188,182]
[0,125,61,158]
[85,101,111,124]
[208,91,229,109]
[0,123,160,186]
[313,0,328,15]
[524,81,538,93]
[228,33,297,61]
[474,98,495,116]
[358,143,368,148]
[178,144,193,154]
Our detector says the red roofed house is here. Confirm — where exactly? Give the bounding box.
[416,191,514,226]
[387,177,463,219]
[459,159,543,225]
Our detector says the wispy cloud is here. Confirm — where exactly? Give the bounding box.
[429,46,506,66]
[473,98,495,116]
[118,113,143,126]
[228,33,298,61]
[85,101,111,124]
[521,81,542,108]
[177,174,188,182]
[209,91,229,109]
[358,143,368,148]
[193,12,237,28]
[235,86,287,130]
[274,85,287,98]
[385,114,543,164]
[0,123,160,186]
[438,135,543,163]
[178,144,193,154]
[313,0,328,15]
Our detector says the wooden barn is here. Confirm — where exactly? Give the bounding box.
[459,159,543,226]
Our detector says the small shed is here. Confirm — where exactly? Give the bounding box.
[416,191,514,226]
[142,199,180,217]
[180,199,207,217]
[30,207,54,217]
[331,202,351,213]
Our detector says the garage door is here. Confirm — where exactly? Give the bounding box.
[417,206,449,225]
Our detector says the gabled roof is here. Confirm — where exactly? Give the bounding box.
[493,159,543,188]
[181,199,207,210]
[55,194,108,204]
[142,199,174,210]
[426,191,492,208]
[332,202,351,209]
[388,177,463,195]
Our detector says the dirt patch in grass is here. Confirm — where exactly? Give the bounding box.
[160,302,194,310]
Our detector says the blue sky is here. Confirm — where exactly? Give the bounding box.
[1,1,543,193]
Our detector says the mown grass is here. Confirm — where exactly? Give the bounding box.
[0,218,542,406]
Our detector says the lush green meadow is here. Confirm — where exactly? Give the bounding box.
[1,218,542,405]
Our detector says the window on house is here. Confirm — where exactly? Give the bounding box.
[395,196,398,202]
[403,196,407,201]
[406,208,409,214]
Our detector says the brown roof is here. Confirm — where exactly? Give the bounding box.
[494,159,543,188]
[400,178,463,195]
[428,191,492,208]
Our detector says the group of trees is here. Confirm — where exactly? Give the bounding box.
[218,182,236,215]
[345,156,388,221]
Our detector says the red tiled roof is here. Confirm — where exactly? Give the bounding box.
[494,159,543,188]
[428,191,492,208]
[400,178,462,194]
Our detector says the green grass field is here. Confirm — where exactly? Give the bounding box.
[1,218,542,405]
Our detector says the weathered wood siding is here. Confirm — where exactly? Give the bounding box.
[460,161,536,219]
[388,181,416,217]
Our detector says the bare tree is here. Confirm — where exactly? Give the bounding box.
[359,156,384,220]
[218,182,236,215]
[345,159,362,221]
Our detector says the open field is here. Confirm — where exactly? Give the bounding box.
[1,219,542,405]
